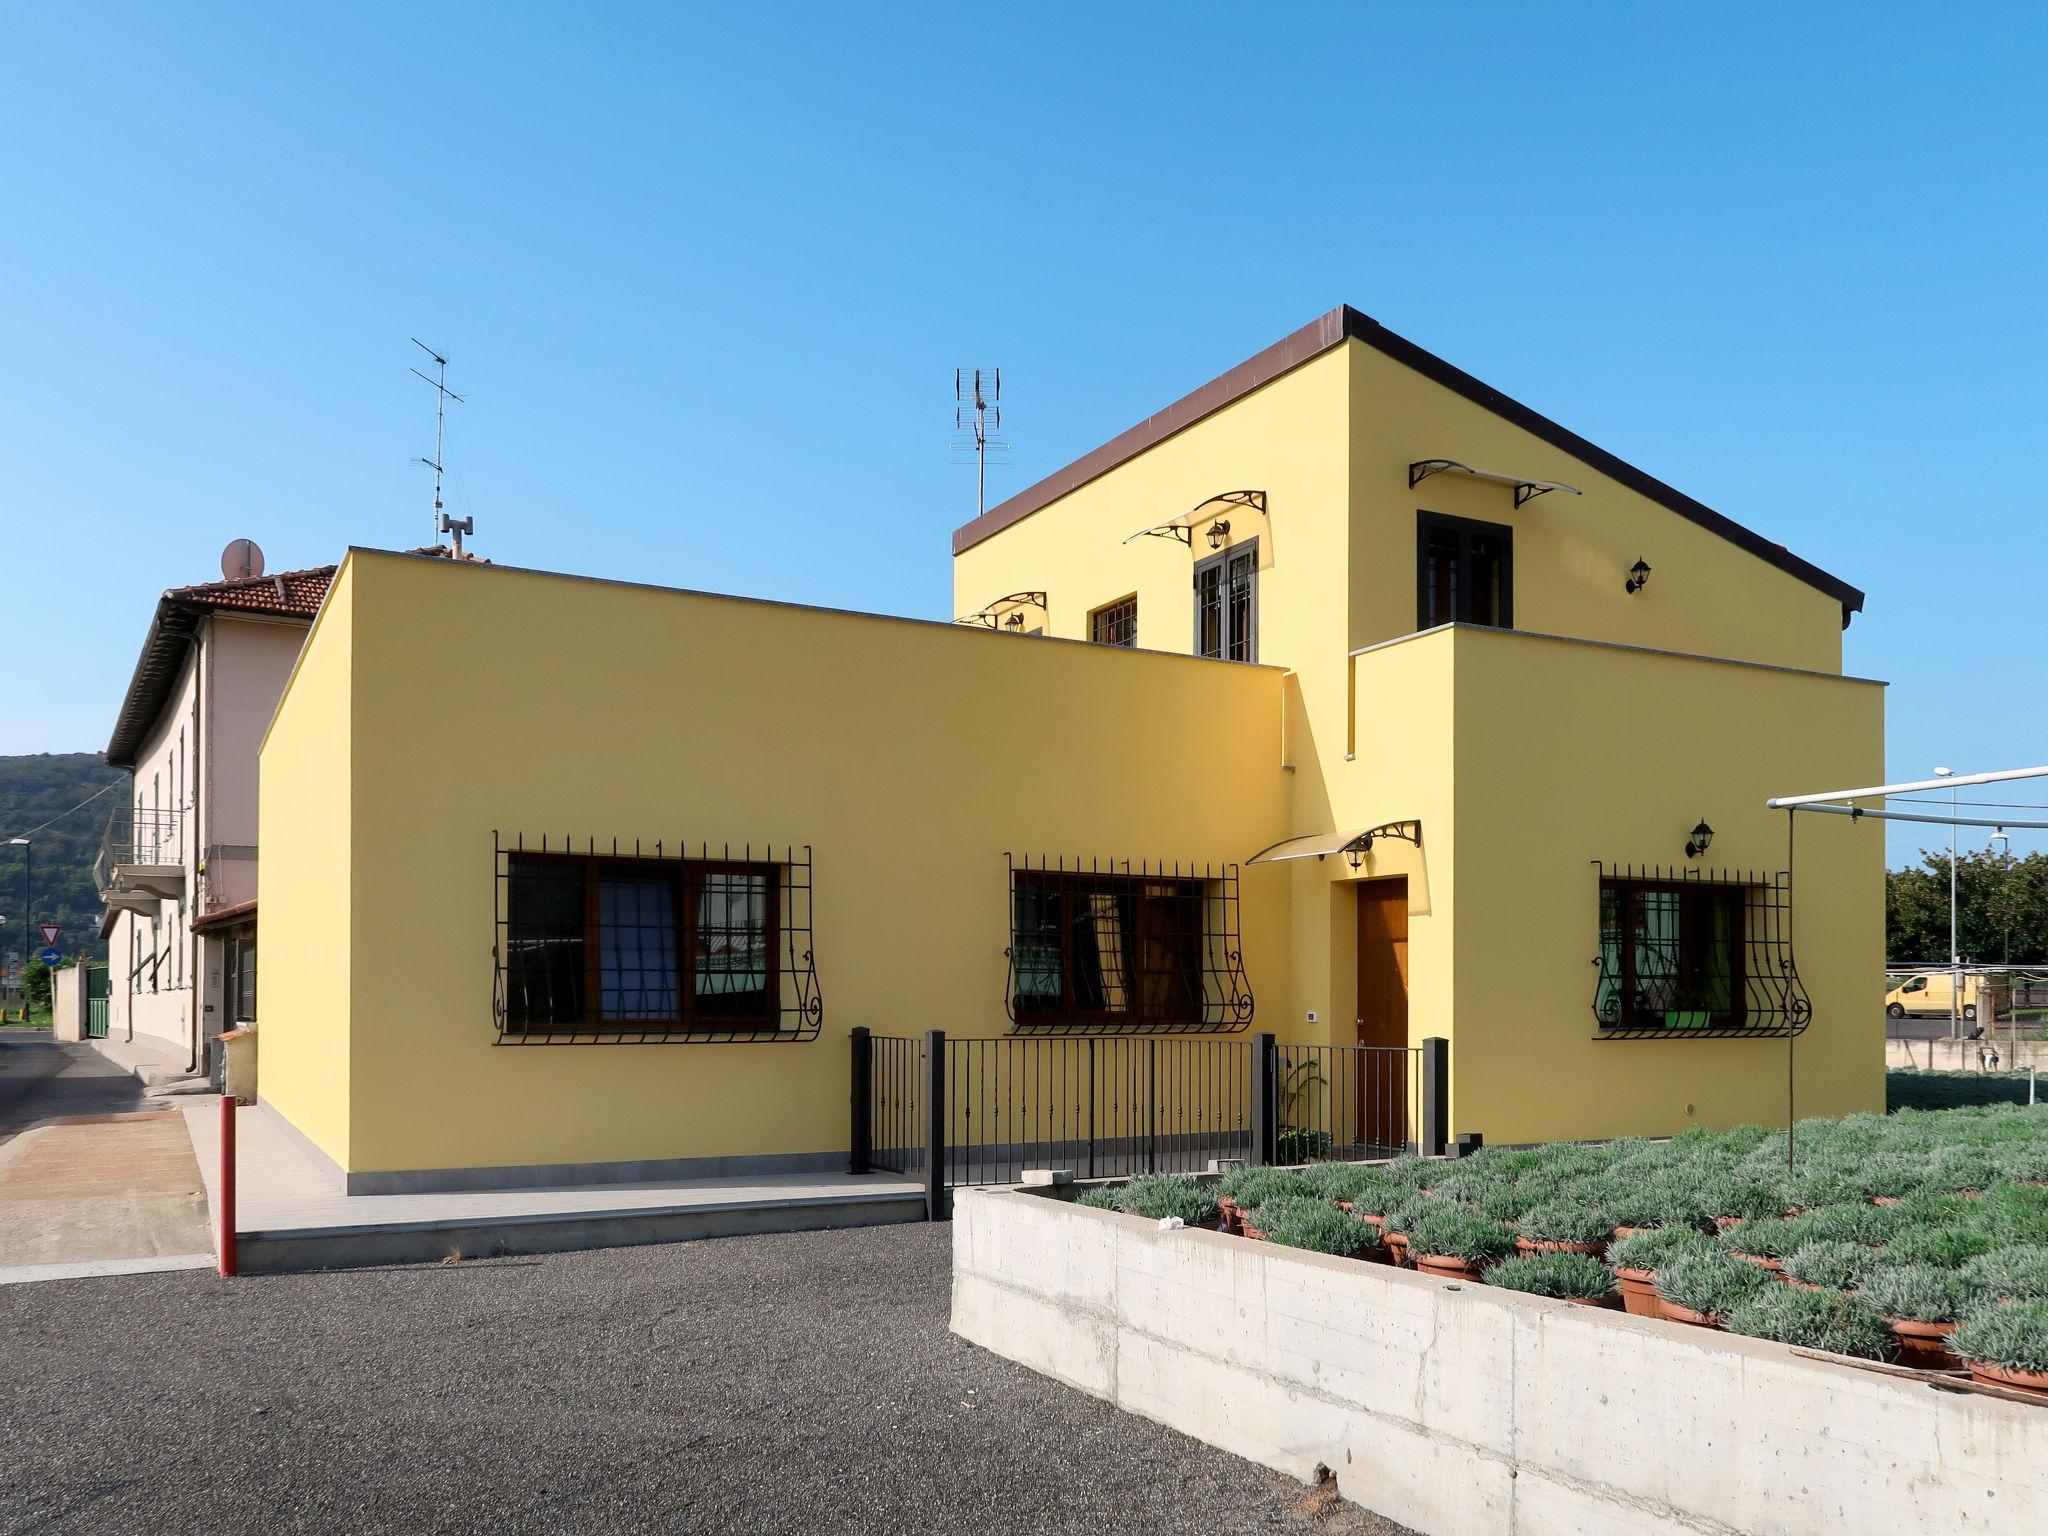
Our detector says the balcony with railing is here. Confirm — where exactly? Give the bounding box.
[95,807,187,904]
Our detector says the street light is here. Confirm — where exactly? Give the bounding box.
[1933,768,1958,1040]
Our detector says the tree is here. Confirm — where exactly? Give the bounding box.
[1886,849,2048,966]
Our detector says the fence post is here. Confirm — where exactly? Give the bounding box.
[217,1095,238,1278]
[1421,1036,1450,1157]
[848,1027,872,1175]
[922,1029,948,1221]
[1250,1031,1277,1166]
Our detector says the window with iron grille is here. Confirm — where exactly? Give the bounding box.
[1193,541,1257,661]
[1005,855,1252,1034]
[493,834,821,1043]
[1592,864,1809,1038]
[1089,594,1137,648]
[1417,511,1512,629]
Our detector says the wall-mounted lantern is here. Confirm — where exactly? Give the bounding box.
[1005,610,1025,630]
[1346,845,1366,871]
[1685,819,1714,859]
[1206,519,1231,551]
[1626,558,1652,595]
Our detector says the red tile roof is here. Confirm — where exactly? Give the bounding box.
[161,565,336,618]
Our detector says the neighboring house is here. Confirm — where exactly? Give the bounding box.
[256,305,1882,1196]
[98,565,335,1069]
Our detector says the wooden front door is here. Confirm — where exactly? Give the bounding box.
[1355,879,1410,1149]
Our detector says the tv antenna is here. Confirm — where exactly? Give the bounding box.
[410,338,472,557]
[953,368,1009,521]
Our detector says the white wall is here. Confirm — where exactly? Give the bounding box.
[952,1186,2048,1536]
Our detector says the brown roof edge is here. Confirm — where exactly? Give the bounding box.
[192,899,256,932]
[950,305,1865,624]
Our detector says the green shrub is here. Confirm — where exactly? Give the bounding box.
[1928,1146,1998,1194]
[1276,1127,1334,1165]
[1607,1226,1712,1272]
[1881,1222,1995,1269]
[1268,1200,1374,1257]
[1654,1252,1775,1316]
[1219,1166,1316,1207]
[1782,1241,1884,1290]
[1951,1298,2048,1374]
[1996,1145,2048,1185]
[1887,1188,1971,1228]
[1381,1155,1437,1191]
[1515,1200,1613,1246]
[1245,1195,1329,1234]
[1965,1184,2048,1246]
[1477,1183,1545,1225]
[1695,1175,1785,1225]
[1785,1162,1863,1210]
[1715,1216,1804,1260]
[1116,1173,1220,1225]
[1486,1253,1614,1301]
[1960,1245,2048,1302]
[1859,1264,1977,1323]
[1723,1287,1892,1358]
[1607,1173,1709,1231]
[1377,1197,1432,1237]
[1427,1171,1504,1207]
[1846,1153,1929,1203]
[1795,1201,1900,1247]
[1298,1162,1385,1205]
[1074,1184,1122,1210]
[1407,1208,1517,1265]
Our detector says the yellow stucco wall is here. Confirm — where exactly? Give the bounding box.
[256,559,355,1167]
[273,550,1293,1177]
[1441,625,1885,1143]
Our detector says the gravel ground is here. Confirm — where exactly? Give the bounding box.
[0,1221,1410,1536]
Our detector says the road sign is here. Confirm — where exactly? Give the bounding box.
[38,947,61,966]
[38,924,61,947]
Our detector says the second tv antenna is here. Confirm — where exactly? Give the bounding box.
[410,338,472,557]
[953,367,1009,521]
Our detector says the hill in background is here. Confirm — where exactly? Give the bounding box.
[0,753,126,966]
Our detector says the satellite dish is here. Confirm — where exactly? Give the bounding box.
[221,538,266,580]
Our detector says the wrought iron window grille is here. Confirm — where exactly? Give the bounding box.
[1589,861,1809,1040]
[1089,594,1137,648]
[492,832,821,1045]
[1003,853,1253,1035]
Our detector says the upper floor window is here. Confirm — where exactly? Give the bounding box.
[1090,594,1137,648]
[1194,540,1257,661]
[494,837,822,1043]
[1417,512,1512,630]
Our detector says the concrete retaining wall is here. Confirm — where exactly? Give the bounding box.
[1889,1037,2048,1073]
[951,1186,2048,1536]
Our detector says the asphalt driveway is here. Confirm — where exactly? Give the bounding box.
[0,1221,1407,1536]
[0,1030,148,1142]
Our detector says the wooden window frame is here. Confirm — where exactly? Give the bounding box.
[1009,868,1205,1029]
[505,851,781,1033]
[1599,877,1747,1031]
[1416,510,1514,630]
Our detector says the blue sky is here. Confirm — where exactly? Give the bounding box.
[2,5,2042,868]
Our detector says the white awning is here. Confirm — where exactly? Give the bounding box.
[1407,459,1581,508]
[1247,821,1422,865]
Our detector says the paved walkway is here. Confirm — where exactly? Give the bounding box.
[0,1111,213,1281]
[84,1027,207,1087]
[0,1223,1407,1535]
[182,1102,925,1269]
[0,1029,150,1142]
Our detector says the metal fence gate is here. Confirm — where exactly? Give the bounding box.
[84,962,109,1039]
[852,1029,1444,1218]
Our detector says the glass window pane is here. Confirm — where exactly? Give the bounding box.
[1070,890,1132,1011]
[507,859,587,1026]
[695,870,770,1013]
[1226,549,1256,661]
[1195,563,1223,658]
[1012,884,1062,1008]
[599,877,677,1020]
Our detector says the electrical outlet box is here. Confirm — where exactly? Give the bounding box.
[1305,1010,1319,1023]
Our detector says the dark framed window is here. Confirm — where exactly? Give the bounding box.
[1194,541,1258,661]
[1004,857,1254,1034]
[502,851,780,1035]
[1595,879,1745,1031]
[1417,512,1512,630]
[223,931,257,1023]
[1090,594,1137,648]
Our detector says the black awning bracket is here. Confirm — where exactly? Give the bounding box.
[1408,459,1583,509]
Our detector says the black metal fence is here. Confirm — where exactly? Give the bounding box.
[852,1028,1446,1218]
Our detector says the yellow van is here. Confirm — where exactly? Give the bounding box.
[1884,972,1985,1022]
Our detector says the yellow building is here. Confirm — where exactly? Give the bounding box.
[258,305,1882,1194]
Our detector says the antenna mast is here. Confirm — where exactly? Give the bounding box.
[410,339,472,557]
[953,368,1008,521]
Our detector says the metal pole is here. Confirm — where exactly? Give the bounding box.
[1951,786,1960,1042]
[848,1027,872,1175]
[1250,1032,1276,1166]
[218,1094,238,1278]
[1421,1037,1450,1157]
[922,1030,946,1221]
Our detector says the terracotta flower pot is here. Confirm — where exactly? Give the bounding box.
[1785,1277,1827,1292]
[1218,1196,1241,1233]
[1654,1297,1720,1329]
[1731,1252,1784,1274]
[1871,1195,1900,1207]
[1241,1224,1269,1241]
[1355,1212,1387,1230]
[1515,1235,1607,1260]
[1334,1200,1354,1212]
[1564,1293,1622,1310]
[1611,1225,1648,1241]
[1615,1267,1660,1317]
[1966,1361,2048,1400]
[1714,1216,1745,1231]
[1887,1318,1960,1371]
[1383,1232,1410,1265]
[1415,1254,1484,1282]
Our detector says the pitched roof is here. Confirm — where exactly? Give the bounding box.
[106,565,337,768]
[950,305,1864,624]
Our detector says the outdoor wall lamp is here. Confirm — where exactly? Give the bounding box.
[1347,846,1365,870]
[1005,610,1025,630]
[1207,519,1231,551]
[1626,558,1652,595]
[1685,819,1714,859]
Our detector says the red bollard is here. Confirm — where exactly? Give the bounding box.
[218,1094,238,1277]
